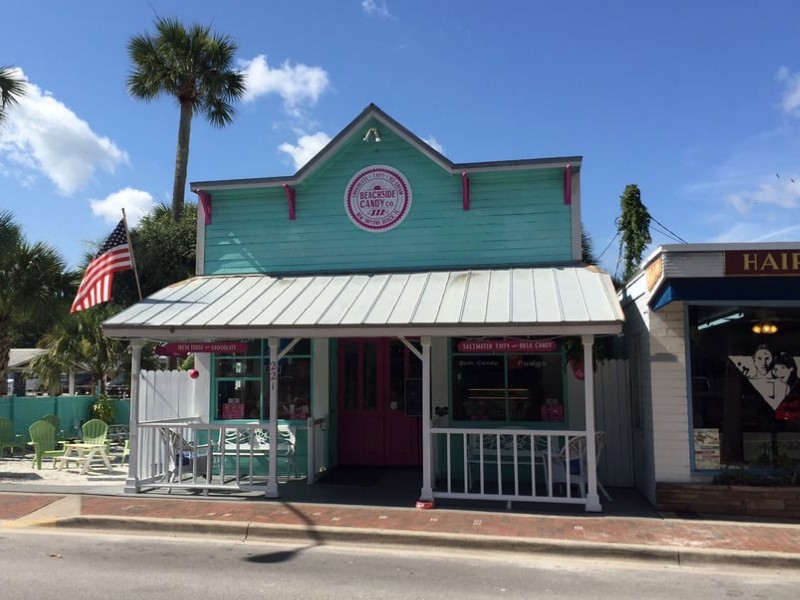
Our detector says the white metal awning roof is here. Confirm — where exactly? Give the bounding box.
[102,266,624,340]
[8,348,46,370]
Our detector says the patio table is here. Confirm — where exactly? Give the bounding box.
[55,443,113,475]
[108,424,129,443]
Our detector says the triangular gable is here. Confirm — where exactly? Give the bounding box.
[191,104,581,192]
[294,103,454,182]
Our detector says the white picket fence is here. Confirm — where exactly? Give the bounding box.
[138,370,201,422]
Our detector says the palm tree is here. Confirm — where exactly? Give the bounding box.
[127,17,246,221]
[29,304,127,396]
[0,211,71,395]
[0,66,26,125]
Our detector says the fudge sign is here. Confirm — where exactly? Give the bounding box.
[344,165,412,232]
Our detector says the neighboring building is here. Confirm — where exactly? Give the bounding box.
[5,348,46,396]
[104,104,625,511]
[621,244,800,505]
[5,349,95,397]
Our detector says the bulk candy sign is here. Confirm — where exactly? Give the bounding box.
[344,165,412,232]
[456,339,558,353]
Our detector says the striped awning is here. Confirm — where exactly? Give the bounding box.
[102,266,623,340]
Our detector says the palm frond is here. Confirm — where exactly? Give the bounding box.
[0,66,26,124]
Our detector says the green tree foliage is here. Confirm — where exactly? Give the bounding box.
[0,212,71,394]
[617,184,652,282]
[0,66,26,125]
[112,203,197,306]
[127,17,246,221]
[28,304,127,395]
[581,223,597,265]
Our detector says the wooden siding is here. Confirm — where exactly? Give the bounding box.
[647,302,691,486]
[203,121,573,275]
[566,357,635,488]
[594,359,634,488]
[623,287,657,503]
[622,279,693,502]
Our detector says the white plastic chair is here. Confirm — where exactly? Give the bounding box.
[550,432,612,501]
[214,424,295,481]
[466,431,549,493]
[276,424,297,480]
[160,427,209,483]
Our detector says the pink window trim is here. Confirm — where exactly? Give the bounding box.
[283,184,296,220]
[461,172,470,211]
[564,164,572,205]
[198,190,212,225]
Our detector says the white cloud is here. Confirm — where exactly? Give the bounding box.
[0,69,128,196]
[709,220,800,244]
[89,188,155,226]
[700,175,800,245]
[423,136,445,154]
[239,55,329,116]
[674,74,800,247]
[278,132,332,170]
[362,0,393,19]
[777,66,800,116]
[725,177,800,215]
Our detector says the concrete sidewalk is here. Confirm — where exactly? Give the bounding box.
[2,489,800,569]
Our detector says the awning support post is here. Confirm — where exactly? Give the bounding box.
[582,334,601,512]
[266,337,280,498]
[419,336,434,503]
[124,339,143,494]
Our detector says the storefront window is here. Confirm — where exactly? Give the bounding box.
[217,379,260,420]
[388,339,422,417]
[212,339,312,421]
[450,338,565,423]
[689,306,800,471]
[277,356,311,420]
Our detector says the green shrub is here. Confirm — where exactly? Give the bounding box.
[92,394,116,424]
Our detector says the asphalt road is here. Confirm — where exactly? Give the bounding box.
[2,529,798,599]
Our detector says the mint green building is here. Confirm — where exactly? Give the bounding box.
[105,105,624,511]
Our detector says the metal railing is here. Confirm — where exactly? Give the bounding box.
[431,427,592,506]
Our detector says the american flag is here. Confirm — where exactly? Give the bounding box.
[70,220,133,313]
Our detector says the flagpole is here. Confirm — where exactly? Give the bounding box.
[121,208,143,301]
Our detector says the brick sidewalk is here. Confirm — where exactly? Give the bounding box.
[3,492,800,557]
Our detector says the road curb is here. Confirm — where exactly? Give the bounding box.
[36,515,800,570]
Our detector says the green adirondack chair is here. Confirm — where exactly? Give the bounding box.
[120,440,130,465]
[81,419,109,446]
[28,420,67,469]
[41,414,61,437]
[0,417,26,455]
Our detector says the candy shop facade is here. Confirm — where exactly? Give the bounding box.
[104,104,627,512]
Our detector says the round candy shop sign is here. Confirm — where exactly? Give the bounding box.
[344,165,412,232]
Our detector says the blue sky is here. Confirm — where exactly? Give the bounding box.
[3,0,800,277]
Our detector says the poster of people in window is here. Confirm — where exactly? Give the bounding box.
[690,306,800,470]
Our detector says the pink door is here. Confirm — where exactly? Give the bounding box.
[337,339,422,467]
